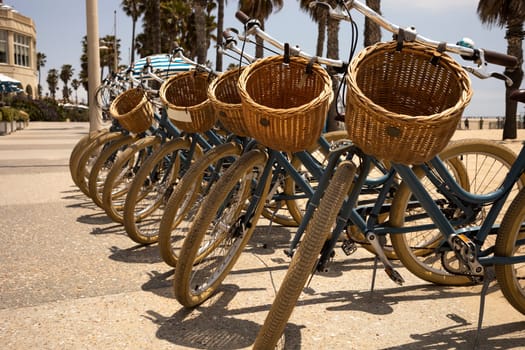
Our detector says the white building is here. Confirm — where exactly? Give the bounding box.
[0,1,37,97]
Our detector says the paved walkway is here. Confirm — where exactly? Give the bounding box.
[0,122,523,349]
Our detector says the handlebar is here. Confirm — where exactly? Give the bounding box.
[482,49,518,67]
[235,10,345,68]
[305,0,517,85]
[221,28,256,63]
[170,42,216,75]
[314,0,517,68]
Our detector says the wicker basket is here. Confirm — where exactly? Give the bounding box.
[238,55,333,152]
[345,41,472,164]
[159,71,216,133]
[207,67,249,137]
[109,88,154,134]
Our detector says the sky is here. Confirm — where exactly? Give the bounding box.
[6,0,520,117]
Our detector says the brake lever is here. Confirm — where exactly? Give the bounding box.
[491,72,514,87]
[463,65,513,87]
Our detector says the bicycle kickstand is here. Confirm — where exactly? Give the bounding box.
[474,265,495,349]
[366,231,405,290]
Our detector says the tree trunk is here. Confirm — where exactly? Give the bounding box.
[364,0,381,46]
[215,0,224,71]
[325,17,340,132]
[194,1,207,64]
[255,20,265,59]
[316,12,326,57]
[502,19,524,140]
[131,18,136,64]
[152,0,161,54]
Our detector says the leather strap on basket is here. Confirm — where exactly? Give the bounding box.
[305,57,317,75]
[298,56,317,88]
[431,42,447,65]
[284,43,290,65]
[396,29,405,51]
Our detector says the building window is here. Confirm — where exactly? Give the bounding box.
[0,30,7,63]
[14,33,30,67]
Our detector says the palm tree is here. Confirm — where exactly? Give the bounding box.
[46,68,59,100]
[478,0,525,140]
[60,64,74,102]
[152,0,161,53]
[194,0,209,64]
[298,0,327,57]
[36,52,46,98]
[364,0,381,46]
[238,0,284,58]
[121,0,145,64]
[71,78,81,105]
[215,0,226,71]
[100,35,120,76]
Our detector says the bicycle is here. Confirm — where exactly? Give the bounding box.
[100,54,218,225]
[253,1,524,348]
[169,3,525,312]
[156,34,352,265]
[119,40,270,243]
[167,23,502,307]
[70,65,159,200]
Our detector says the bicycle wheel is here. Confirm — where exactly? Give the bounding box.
[158,142,243,267]
[254,161,356,349]
[87,134,138,209]
[173,148,270,307]
[102,135,162,223]
[390,139,524,285]
[495,186,525,314]
[69,128,107,184]
[278,130,348,227]
[285,133,398,259]
[123,138,192,244]
[74,131,129,197]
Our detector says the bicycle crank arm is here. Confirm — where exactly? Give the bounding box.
[366,231,405,285]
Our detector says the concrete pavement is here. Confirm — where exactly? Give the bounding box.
[0,122,523,349]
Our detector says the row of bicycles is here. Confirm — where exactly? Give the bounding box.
[70,1,524,348]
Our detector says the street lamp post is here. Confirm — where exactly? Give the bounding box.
[85,0,102,132]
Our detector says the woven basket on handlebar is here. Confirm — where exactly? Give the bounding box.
[207,67,249,137]
[159,71,216,133]
[345,41,472,164]
[237,55,333,152]
[109,88,154,134]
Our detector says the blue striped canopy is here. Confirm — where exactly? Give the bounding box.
[131,54,193,79]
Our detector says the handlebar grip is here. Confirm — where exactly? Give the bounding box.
[235,11,250,24]
[223,29,234,40]
[483,49,518,68]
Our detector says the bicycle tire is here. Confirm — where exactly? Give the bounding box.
[277,130,348,227]
[390,139,523,285]
[69,129,108,187]
[87,134,138,209]
[75,131,128,197]
[102,135,161,223]
[254,161,356,349]
[173,148,269,307]
[495,186,525,314]
[123,138,191,244]
[158,142,243,267]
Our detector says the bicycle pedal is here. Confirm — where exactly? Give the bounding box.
[385,266,404,285]
[341,239,357,256]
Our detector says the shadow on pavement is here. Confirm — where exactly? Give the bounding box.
[108,244,164,264]
[144,284,303,349]
[381,319,525,350]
